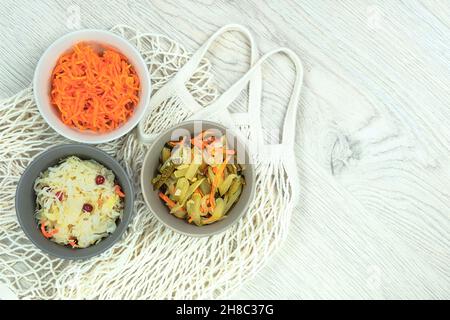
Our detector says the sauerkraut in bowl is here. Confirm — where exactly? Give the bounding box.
[34,156,125,248]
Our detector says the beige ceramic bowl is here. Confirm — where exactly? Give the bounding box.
[140,120,255,237]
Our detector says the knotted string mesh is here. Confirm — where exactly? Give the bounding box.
[0,25,296,299]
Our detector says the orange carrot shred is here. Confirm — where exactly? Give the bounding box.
[159,192,174,207]
[40,221,58,239]
[114,185,125,198]
[209,156,229,209]
[51,43,140,132]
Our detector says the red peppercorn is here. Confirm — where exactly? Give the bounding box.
[82,203,93,212]
[95,175,105,185]
[55,191,64,201]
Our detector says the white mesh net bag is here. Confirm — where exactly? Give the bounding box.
[0,24,302,299]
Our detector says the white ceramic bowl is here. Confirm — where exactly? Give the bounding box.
[33,29,151,144]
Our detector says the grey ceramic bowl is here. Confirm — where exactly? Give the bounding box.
[141,120,255,237]
[15,144,134,260]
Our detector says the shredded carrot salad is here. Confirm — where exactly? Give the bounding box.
[51,43,140,132]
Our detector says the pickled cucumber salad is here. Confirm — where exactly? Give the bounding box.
[34,156,125,248]
[152,130,245,226]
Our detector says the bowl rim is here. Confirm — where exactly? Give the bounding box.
[15,143,135,260]
[32,28,151,144]
[140,120,256,237]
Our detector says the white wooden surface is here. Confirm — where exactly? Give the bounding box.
[0,0,449,299]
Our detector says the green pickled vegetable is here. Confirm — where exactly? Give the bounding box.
[186,193,202,226]
[228,177,242,195]
[151,174,161,185]
[171,145,189,165]
[158,158,172,173]
[153,160,175,190]
[199,179,211,195]
[199,162,208,174]
[174,167,188,178]
[200,195,210,216]
[166,180,176,196]
[161,147,171,163]
[180,178,204,205]
[224,182,242,214]
[172,208,186,219]
[207,166,215,184]
[203,198,225,224]
[218,174,237,196]
[226,164,237,175]
[185,162,200,180]
[173,177,189,201]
